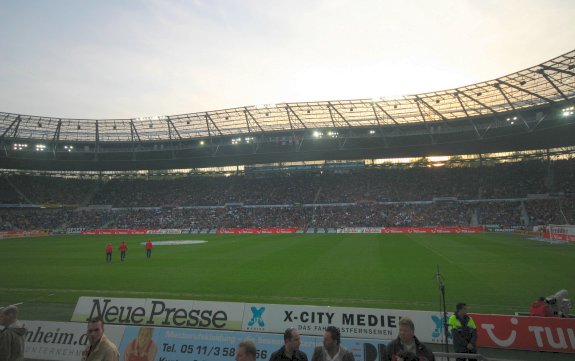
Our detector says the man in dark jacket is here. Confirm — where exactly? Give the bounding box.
[0,305,26,361]
[448,303,477,361]
[385,317,435,361]
[269,327,308,361]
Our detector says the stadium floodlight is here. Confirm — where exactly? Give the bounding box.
[369,130,376,134]
[327,131,339,138]
[562,106,574,116]
[35,144,46,151]
[13,143,28,151]
[313,130,323,138]
[505,116,517,125]
[199,140,205,146]
[64,145,74,152]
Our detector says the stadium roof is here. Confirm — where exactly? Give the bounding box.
[1,49,574,171]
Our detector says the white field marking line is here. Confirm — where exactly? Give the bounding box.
[407,234,456,265]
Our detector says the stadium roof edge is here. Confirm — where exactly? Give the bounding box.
[1,49,574,143]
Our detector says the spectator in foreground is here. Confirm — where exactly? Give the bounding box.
[236,340,257,361]
[269,327,308,361]
[448,303,477,361]
[385,317,435,361]
[82,317,119,361]
[311,326,355,361]
[0,305,26,361]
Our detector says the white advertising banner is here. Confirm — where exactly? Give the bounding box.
[23,320,125,361]
[241,303,447,343]
[72,297,448,343]
[72,297,244,330]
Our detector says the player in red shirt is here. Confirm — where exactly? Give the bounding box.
[119,241,128,262]
[145,240,153,258]
[105,243,113,263]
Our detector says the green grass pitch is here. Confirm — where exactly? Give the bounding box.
[1,232,574,321]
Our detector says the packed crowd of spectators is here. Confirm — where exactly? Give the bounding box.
[1,198,572,232]
[0,158,573,231]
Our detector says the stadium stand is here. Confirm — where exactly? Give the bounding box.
[1,158,573,231]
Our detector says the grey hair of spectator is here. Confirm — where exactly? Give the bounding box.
[399,317,415,331]
[1,305,18,318]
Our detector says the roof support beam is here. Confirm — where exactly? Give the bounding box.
[370,104,382,126]
[494,83,531,130]
[455,92,481,138]
[94,120,100,160]
[95,120,100,149]
[375,103,399,125]
[370,104,390,147]
[497,79,553,103]
[415,98,427,122]
[130,120,141,142]
[540,65,575,77]
[285,105,308,129]
[327,102,352,127]
[52,119,62,143]
[205,113,223,136]
[166,117,182,140]
[285,107,294,130]
[457,90,498,115]
[244,108,264,133]
[414,98,437,143]
[416,96,448,121]
[454,92,470,118]
[1,115,21,139]
[244,109,251,133]
[538,70,569,101]
[327,104,337,128]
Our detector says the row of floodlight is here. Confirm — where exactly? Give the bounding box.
[9,129,388,152]
[231,137,255,145]
[12,144,75,152]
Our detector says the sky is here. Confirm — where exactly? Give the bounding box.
[1,0,574,119]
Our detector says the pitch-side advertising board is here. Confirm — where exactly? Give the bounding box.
[71,297,575,355]
[72,297,446,343]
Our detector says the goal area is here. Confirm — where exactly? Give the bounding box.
[546,224,575,243]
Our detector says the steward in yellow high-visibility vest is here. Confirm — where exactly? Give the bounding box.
[448,302,477,360]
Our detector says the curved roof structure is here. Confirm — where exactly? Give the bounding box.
[1,49,574,171]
